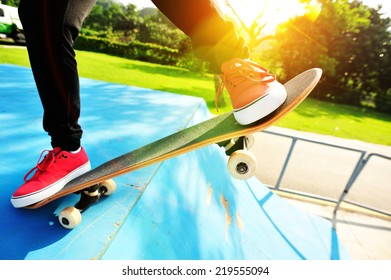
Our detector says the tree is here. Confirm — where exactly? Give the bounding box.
[83,0,125,33]
[269,0,391,111]
[363,6,391,112]
[82,1,189,50]
[137,10,189,50]
[1,0,20,7]
[113,4,141,34]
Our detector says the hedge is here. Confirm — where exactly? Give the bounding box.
[74,35,181,66]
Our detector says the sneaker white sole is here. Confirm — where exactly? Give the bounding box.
[233,83,287,125]
[11,161,91,208]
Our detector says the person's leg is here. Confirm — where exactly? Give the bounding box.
[19,0,96,151]
[152,0,287,125]
[151,0,249,72]
[11,0,96,208]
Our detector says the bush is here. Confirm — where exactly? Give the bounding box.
[74,35,181,66]
[375,89,391,113]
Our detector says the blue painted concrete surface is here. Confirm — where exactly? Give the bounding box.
[0,64,350,260]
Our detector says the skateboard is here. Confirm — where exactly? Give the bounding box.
[26,68,322,229]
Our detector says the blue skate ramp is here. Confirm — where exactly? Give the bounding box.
[0,64,350,260]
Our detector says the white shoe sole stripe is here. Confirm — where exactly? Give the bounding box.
[11,161,91,208]
[234,83,287,125]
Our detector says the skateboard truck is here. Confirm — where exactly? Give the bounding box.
[221,135,257,180]
[58,179,116,229]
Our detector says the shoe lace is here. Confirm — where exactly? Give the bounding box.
[215,60,276,112]
[23,149,67,182]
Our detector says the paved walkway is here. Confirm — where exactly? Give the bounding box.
[250,127,391,260]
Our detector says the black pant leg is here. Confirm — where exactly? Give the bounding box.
[151,0,249,72]
[19,0,96,150]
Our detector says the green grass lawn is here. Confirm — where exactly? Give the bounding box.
[276,98,391,145]
[1,46,390,145]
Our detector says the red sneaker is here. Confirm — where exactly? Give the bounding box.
[11,147,91,208]
[217,58,287,125]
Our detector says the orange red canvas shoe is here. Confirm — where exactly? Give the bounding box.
[217,58,287,125]
[11,147,91,208]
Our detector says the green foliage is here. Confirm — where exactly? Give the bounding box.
[137,9,188,49]
[0,0,20,7]
[82,0,188,49]
[80,0,205,72]
[83,0,141,36]
[74,35,180,66]
[266,0,391,113]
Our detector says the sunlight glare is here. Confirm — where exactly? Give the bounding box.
[215,0,321,34]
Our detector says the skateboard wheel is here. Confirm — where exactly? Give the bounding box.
[228,150,257,180]
[99,179,116,196]
[58,206,82,229]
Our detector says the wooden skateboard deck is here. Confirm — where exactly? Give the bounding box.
[28,68,322,210]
